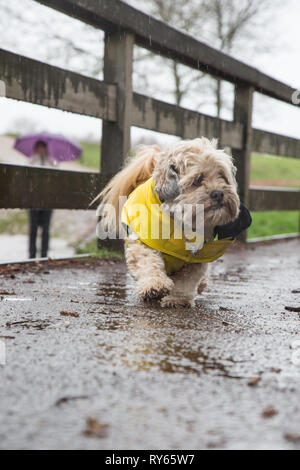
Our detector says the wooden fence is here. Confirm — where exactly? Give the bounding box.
[0,0,299,240]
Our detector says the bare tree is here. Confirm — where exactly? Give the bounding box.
[0,0,103,78]
[128,0,280,115]
[201,0,279,116]
[130,0,208,107]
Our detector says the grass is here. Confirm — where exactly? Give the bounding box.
[248,211,299,239]
[249,154,299,239]
[75,238,123,260]
[0,210,28,235]
[79,141,101,169]
[79,143,300,187]
[250,153,300,185]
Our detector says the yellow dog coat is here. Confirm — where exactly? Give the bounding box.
[121,177,234,274]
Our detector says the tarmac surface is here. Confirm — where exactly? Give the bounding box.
[0,239,300,450]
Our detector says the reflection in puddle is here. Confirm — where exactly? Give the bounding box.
[96,314,241,379]
[119,337,231,377]
[97,286,126,300]
[96,281,130,306]
[97,319,124,331]
[93,272,245,379]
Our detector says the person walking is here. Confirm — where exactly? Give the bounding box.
[14,132,82,259]
[28,141,56,259]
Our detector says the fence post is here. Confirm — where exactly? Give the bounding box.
[233,84,254,241]
[101,31,134,175]
[100,31,134,251]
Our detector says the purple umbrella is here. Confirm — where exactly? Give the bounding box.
[14,132,82,162]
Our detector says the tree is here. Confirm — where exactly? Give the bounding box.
[129,0,208,107]
[128,0,280,116]
[201,0,278,116]
[0,0,104,79]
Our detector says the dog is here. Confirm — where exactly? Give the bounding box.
[97,138,243,308]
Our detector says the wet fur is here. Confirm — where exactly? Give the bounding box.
[97,138,240,307]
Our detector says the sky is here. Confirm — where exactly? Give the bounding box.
[0,0,299,145]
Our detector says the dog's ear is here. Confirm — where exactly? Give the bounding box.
[154,161,180,203]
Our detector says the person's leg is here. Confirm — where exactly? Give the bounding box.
[41,210,52,258]
[29,210,38,259]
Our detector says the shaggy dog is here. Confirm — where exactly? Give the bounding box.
[97,138,241,308]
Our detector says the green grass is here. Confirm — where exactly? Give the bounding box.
[79,144,300,186]
[79,142,101,169]
[249,154,299,238]
[6,133,19,139]
[75,238,123,260]
[250,154,300,185]
[0,210,28,235]
[248,211,299,239]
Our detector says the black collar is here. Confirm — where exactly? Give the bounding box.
[214,203,252,240]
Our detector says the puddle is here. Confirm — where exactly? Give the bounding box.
[96,328,245,379]
[96,286,126,300]
[119,343,243,378]
[2,297,32,302]
[97,320,122,331]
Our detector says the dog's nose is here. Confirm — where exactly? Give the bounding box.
[210,190,224,203]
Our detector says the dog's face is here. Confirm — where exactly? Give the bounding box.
[153,138,240,230]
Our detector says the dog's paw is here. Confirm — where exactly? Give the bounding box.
[160,295,195,308]
[137,278,174,302]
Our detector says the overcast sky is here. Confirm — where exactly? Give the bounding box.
[0,0,299,145]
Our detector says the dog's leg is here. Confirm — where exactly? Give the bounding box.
[161,263,209,308]
[125,241,174,301]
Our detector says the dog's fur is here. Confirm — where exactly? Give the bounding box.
[97,138,240,307]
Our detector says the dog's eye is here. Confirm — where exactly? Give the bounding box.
[193,175,203,187]
[170,164,178,174]
[219,173,229,184]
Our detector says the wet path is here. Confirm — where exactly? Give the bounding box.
[0,234,75,263]
[0,239,299,449]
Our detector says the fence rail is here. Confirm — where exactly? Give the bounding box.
[0,48,116,121]
[0,0,299,233]
[0,161,297,212]
[252,129,300,160]
[0,163,109,210]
